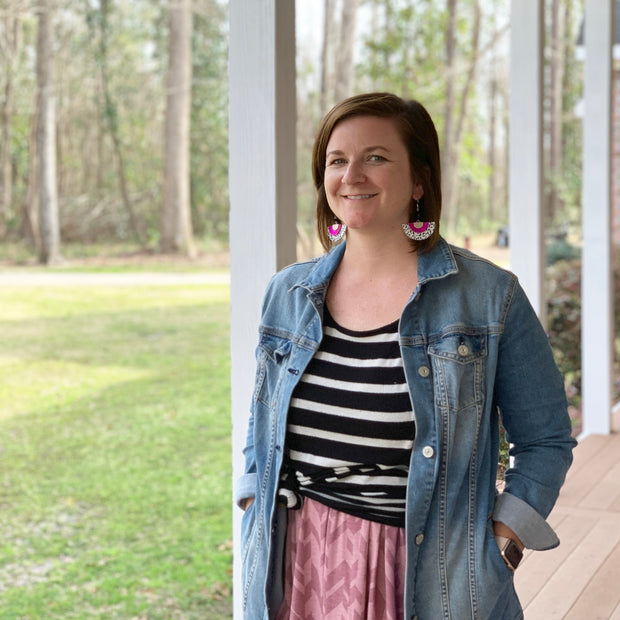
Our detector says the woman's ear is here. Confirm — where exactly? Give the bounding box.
[412,183,424,201]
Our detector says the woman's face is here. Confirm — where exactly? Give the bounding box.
[323,115,424,236]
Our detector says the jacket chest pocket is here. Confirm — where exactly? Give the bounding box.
[428,331,487,412]
[254,333,293,407]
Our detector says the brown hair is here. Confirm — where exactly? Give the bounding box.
[312,92,442,253]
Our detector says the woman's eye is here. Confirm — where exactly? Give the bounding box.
[369,154,386,162]
[328,158,346,166]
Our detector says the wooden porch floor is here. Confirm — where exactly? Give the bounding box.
[515,418,620,619]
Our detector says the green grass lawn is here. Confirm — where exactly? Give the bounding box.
[0,281,232,619]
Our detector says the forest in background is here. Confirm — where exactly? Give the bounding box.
[0,0,584,264]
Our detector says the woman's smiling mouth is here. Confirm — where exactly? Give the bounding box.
[344,194,378,200]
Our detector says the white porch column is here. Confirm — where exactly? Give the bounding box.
[509,0,545,320]
[229,2,297,617]
[581,0,613,437]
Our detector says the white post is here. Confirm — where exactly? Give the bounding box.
[581,0,613,437]
[228,1,297,617]
[509,0,545,321]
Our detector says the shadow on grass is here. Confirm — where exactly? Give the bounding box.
[0,291,233,618]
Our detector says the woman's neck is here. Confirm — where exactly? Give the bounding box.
[325,230,419,331]
[339,229,416,276]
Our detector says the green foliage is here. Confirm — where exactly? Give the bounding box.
[0,281,232,618]
[542,0,583,231]
[56,0,168,242]
[190,2,230,240]
[358,0,445,108]
[497,419,509,481]
[354,0,510,235]
[546,236,581,265]
[547,258,583,407]
[2,1,230,248]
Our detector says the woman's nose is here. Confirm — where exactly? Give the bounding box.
[342,161,365,184]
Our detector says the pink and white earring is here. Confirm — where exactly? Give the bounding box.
[328,220,346,242]
[402,200,435,241]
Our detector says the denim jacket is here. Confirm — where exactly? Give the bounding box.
[235,238,576,620]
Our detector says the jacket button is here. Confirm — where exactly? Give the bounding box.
[457,344,469,356]
[422,446,434,458]
[418,365,430,377]
[415,533,424,545]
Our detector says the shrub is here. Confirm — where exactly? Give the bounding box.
[546,252,620,410]
[546,238,581,266]
[547,258,582,406]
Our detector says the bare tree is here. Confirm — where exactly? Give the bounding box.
[334,0,359,103]
[548,0,565,224]
[36,0,61,264]
[488,62,497,219]
[442,0,458,234]
[23,96,40,250]
[95,0,144,245]
[320,0,336,113]
[488,14,512,225]
[161,0,195,256]
[0,0,23,239]
[441,0,482,235]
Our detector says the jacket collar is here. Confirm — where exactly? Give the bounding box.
[417,236,459,285]
[295,236,458,295]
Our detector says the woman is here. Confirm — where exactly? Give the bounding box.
[235,92,576,620]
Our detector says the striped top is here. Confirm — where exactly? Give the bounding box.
[279,307,415,527]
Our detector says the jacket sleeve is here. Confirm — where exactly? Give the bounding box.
[232,272,279,510]
[233,371,258,508]
[492,279,577,550]
[233,289,271,511]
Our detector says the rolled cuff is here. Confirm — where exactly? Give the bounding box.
[234,473,257,510]
[493,491,560,550]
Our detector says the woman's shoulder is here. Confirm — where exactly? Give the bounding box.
[261,251,334,309]
[267,255,324,290]
[448,243,517,286]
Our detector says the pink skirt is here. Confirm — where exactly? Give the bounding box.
[275,497,407,620]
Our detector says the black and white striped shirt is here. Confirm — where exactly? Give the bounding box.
[279,307,415,527]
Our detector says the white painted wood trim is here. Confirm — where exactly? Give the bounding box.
[508,0,545,321]
[228,2,297,617]
[581,0,613,437]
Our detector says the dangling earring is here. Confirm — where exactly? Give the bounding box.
[328,220,346,242]
[402,200,435,241]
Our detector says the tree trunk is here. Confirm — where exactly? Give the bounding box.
[334,0,358,103]
[548,0,565,225]
[453,2,481,155]
[320,0,335,113]
[96,0,144,246]
[442,0,481,236]
[0,5,21,239]
[441,0,458,236]
[486,0,507,223]
[23,99,41,251]
[161,0,195,256]
[1,66,13,240]
[36,0,61,264]
[488,68,498,221]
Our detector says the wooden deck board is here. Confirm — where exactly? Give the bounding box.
[514,431,620,619]
[563,538,620,620]
[558,435,618,507]
[581,458,620,510]
[516,513,596,607]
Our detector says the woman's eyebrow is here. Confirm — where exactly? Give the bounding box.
[326,145,391,158]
